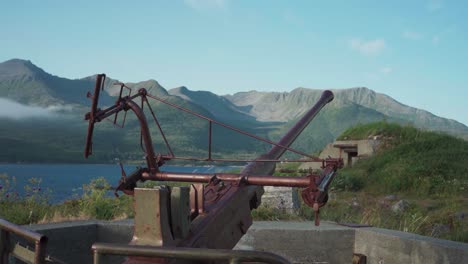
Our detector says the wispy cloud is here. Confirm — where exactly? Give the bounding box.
[0,98,70,119]
[403,30,423,40]
[349,38,386,56]
[432,35,440,45]
[427,0,443,12]
[184,0,229,10]
[380,67,393,74]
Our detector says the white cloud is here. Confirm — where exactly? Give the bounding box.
[432,35,440,45]
[0,98,70,119]
[380,67,393,74]
[349,38,386,56]
[184,0,228,10]
[403,30,423,40]
[427,0,443,12]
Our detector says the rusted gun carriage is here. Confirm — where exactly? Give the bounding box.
[85,74,342,263]
[1,74,342,264]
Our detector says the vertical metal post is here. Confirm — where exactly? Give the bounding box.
[0,229,10,264]
[208,121,213,161]
[34,238,47,264]
[93,250,103,264]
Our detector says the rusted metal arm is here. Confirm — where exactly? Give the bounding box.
[85,87,158,172]
[125,95,158,172]
[178,90,335,249]
[266,90,334,160]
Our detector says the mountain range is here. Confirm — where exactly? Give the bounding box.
[1,58,467,163]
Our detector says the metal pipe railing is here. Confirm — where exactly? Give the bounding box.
[0,219,48,264]
[92,243,291,264]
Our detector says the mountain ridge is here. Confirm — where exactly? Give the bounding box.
[224,87,468,138]
[0,58,467,163]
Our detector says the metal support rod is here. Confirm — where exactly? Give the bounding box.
[92,243,291,264]
[144,171,311,187]
[146,93,317,159]
[144,97,175,157]
[208,121,212,161]
[0,229,9,264]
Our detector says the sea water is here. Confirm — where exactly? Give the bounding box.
[0,163,237,203]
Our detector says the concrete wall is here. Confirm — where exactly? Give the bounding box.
[235,221,355,264]
[11,220,468,264]
[354,227,468,264]
[26,220,133,264]
[261,187,300,213]
[300,139,380,170]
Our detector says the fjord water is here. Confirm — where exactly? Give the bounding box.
[0,164,236,203]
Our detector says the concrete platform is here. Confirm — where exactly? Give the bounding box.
[21,220,468,264]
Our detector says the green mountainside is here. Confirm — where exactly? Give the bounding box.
[1,58,467,163]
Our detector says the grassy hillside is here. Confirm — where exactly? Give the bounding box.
[335,121,468,196]
[254,122,468,242]
[321,122,468,242]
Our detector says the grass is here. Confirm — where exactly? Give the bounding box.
[254,122,468,243]
[0,174,133,224]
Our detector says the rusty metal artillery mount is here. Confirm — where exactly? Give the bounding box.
[85,74,342,263]
[0,74,342,264]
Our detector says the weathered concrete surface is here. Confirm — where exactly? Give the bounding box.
[261,187,300,213]
[27,220,133,264]
[235,221,355,264]
[300,139,380,169]
[17,220,468,264]
[28,221,99,264]
[354,227,468,264]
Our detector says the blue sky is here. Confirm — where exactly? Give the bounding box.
[1,0,467,125]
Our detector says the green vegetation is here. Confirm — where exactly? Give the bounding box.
[253,122,468,242]
[336,121,468,196]
[0,174,133,224]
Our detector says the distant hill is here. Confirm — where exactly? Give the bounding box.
[0,58,467,163]
[169,86,256,123]
[224,87,468,139]
[0,59,115,107]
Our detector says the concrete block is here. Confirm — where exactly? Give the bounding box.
[354,227,468,264]
[235,221,355,264]
[29,221,98,264]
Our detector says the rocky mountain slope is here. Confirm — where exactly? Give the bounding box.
[223,87,468,138]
